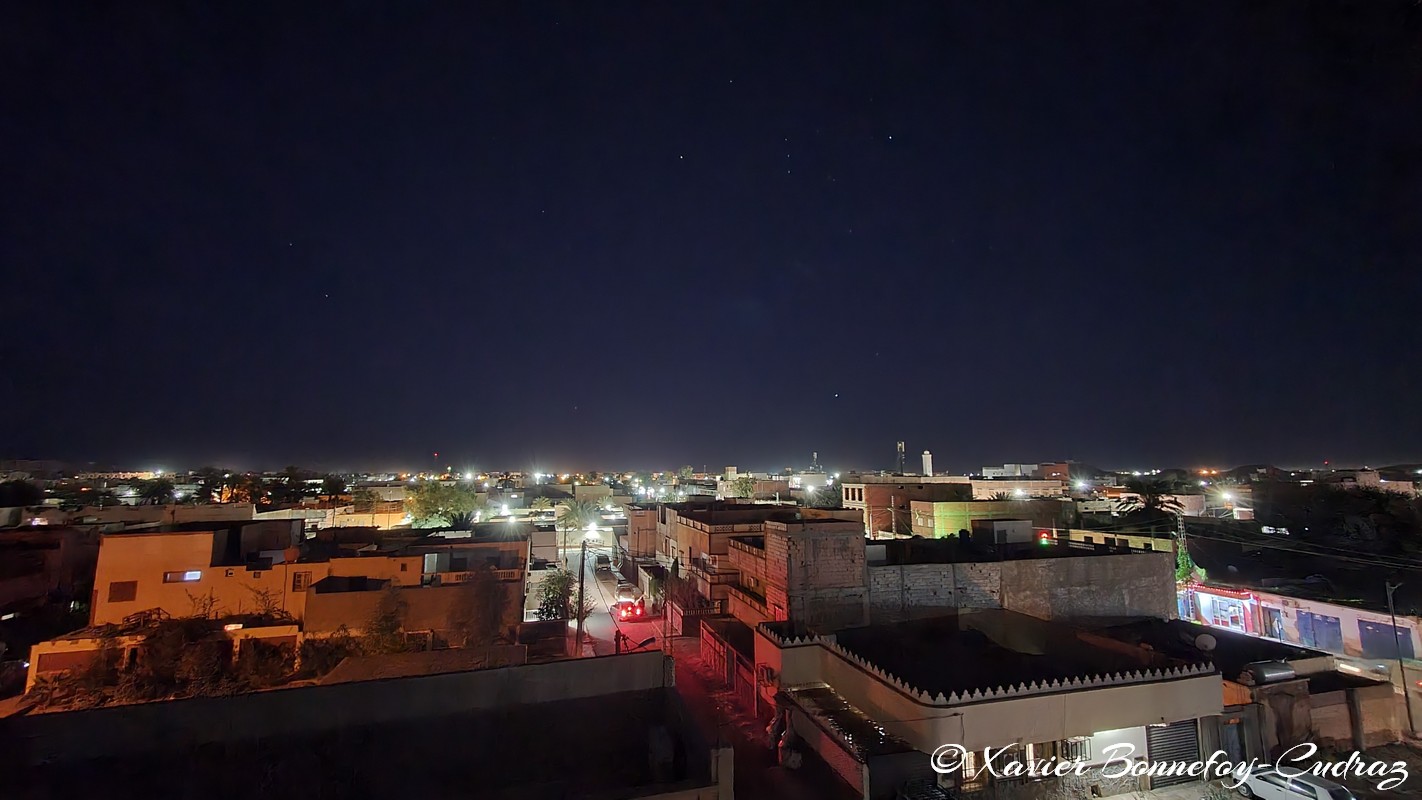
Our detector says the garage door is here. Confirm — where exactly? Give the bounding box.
[1146,719,1200,789]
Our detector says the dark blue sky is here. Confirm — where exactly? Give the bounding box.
[3,2,1420,473]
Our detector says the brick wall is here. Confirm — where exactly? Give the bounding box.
[868,563,1003,622]
[782,527,868,629]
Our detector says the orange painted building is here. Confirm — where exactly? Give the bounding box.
[90,520,422,625]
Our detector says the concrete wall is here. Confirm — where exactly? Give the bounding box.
[868,552,1175,624]
[1,651,668,766]
[787,705,867,794]
[909,499,1074,537]
[627,508,660,558]
[999,552,1175,621]
[1311,682,1397,750]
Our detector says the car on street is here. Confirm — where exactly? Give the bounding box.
[594,554,611,573]
[1234,765,1355,800]
[615,582,640,603]
[614,598,645,620]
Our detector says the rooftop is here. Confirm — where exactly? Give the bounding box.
[868,535,1168,565]
[1090,618,1326,681]
[784,684,915,759]
[829,610,1209,700]
[318,646,528,684]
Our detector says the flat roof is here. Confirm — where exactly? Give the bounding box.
[1090,618,1320,679]
[784,684,915,759]
[831,610,1199,698]
[869,536,1167,565]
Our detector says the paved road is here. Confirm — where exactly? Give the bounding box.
[566,547,668,656]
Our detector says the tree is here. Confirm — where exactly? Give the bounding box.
[1176,540,1202,582]
[406,480,480,527]
[264,466,314,506]
[449,566,509,646]
[352,487,380,512]
[535,568,577,621]
[321,474,347,499]
[1115,478,1185,523]
[223,473,267,505]
[677,465,694,483]
[0,479,43,507]
[989,491,1013,501]
[809,483,842,508]
[136,478,176,505]
[730,476,757,499]
[530,497,553,512]
[557,498,603,552]
[363,585,410,654]
[189,467,228,503]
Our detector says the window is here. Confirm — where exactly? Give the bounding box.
[958,750,987,793]
[1059,737,1091,761]
[1254,772,1290,791]
[107,581,138,602]
[163,570,202,583]
[292,571,312,592]
[400,563,408,572]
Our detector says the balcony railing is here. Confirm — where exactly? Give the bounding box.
[688,563,739,585]
[436,568,524,584]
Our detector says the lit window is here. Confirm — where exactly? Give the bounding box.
[163,570,202,583]
[292,571,312,592]
[1059,737,1091,761]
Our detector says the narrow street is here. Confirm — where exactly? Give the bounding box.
[669,636,858,800]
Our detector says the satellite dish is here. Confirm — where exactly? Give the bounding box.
[1195,634,1217,652]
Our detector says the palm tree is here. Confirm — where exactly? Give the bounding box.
[1115,478,1185,533]
[530,497,553,512]
[137,479,176,505]
[557,498,603,562]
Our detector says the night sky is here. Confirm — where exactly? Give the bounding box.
[3,2,1420,473]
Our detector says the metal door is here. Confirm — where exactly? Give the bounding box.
[1146,719,1200,789]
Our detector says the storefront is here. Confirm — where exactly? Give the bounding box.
[1182,584,1258,635]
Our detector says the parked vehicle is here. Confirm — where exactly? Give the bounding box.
[1234,766,1355,800]
[614,598,645,620]
[594,554,611,572]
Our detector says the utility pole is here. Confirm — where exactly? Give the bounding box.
[1387,581,1416,735]
[574,539,588,653]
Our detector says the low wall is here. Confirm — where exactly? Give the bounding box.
[1,651,666,767]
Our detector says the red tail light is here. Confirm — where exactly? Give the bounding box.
[635,606,643,616]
